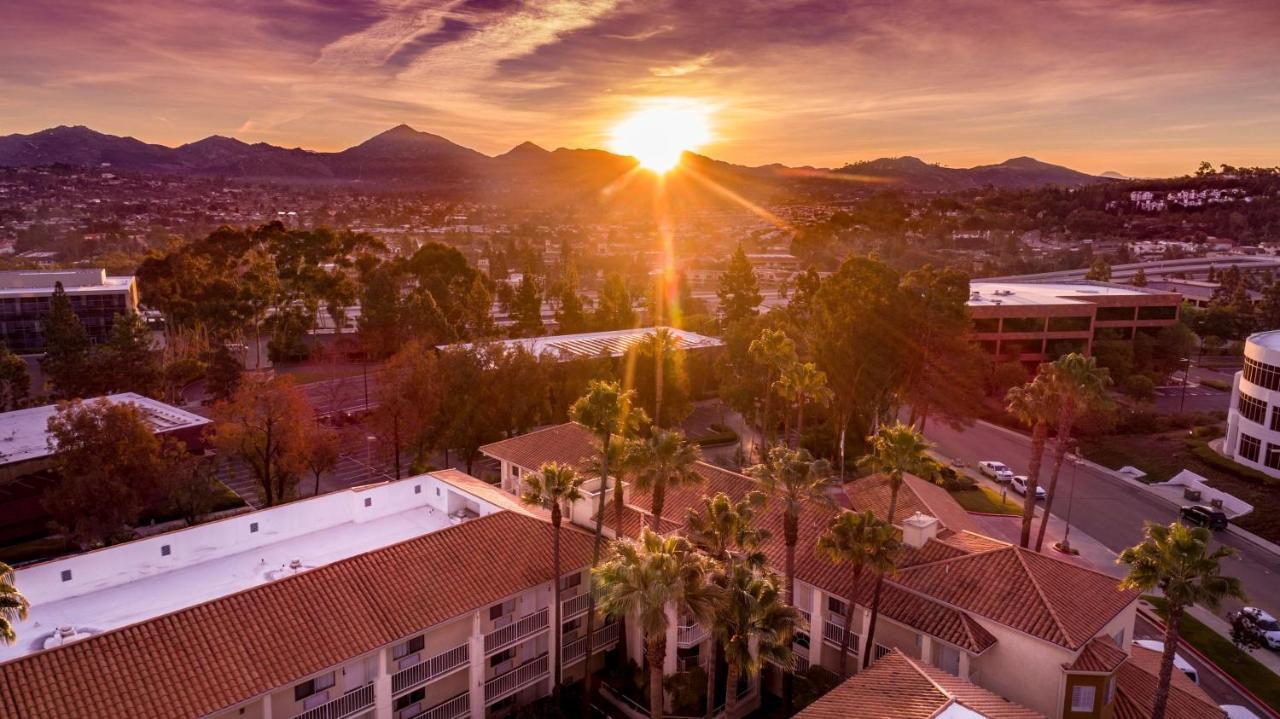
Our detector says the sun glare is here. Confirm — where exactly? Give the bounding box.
[609,102,712,173]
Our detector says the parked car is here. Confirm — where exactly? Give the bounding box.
[1239,607,1280,650]
[1134,640,1198,684]
[1010,475,1046,499]
[1180,505,1228,530]
[978,461,1013,483]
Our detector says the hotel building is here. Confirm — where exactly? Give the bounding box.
[1225,330,1280,479]
[0,268,138,354]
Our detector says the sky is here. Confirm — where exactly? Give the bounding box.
[2,0,1279,177]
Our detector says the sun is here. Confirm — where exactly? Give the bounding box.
[608,102,712,173]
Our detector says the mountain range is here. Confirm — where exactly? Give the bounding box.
[0,124,1109,200]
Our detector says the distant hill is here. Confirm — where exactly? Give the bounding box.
[1099,170,1129,180]
[0,124,1109,198]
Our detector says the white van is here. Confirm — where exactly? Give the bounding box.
[1134,640,1198,685]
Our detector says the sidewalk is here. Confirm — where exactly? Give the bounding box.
[1185,604,1280,677]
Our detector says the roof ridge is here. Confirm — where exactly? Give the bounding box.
[1012,547,1074,647]
[479,421,589,449]
[894,653,957,711]
[895,539,1009,573]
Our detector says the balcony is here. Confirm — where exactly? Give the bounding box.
[798,608,811,627]
[562,621,622,665]
[422,692,470,719]
[484,607,550,654]
[676,622,708,648]
[392,642,469,695]
[767,647,809,674]
[484,653,550,704]
[292,684,375,719]
[562,592,591,620]
[822,619,858,655]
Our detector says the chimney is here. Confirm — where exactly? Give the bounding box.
[902,512,939,549]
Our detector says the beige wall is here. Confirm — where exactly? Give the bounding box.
[968,619,1077,719]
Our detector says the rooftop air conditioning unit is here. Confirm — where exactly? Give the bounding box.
[970,291,982,301]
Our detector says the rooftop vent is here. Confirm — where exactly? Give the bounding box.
[43,625,94,649]
[902,512,940,549]
[970,291,982,301]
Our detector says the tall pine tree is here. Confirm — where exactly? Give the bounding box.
[717,244,763,327]
[40,282,91,398]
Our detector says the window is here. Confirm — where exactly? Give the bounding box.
[563,617,583,634]
[511,466,521,478]
[560,573,582,591]
[393,688,425,713]
[489,599,515,621]
[1104,675,1116,705]
[60,569,72,582]
[1244,357,1280,392]
[1137,305,1178,321]
[1096,306,1136,322]
[1238,392,1267,425]
[795,631,810,650]
[1265,443,1280,471]
[393,634,425,660]
[827,596,847,616]
[1001,316,1045,333]
[1271,407,1280,433]
[1048,316,1092,332]
[489,648,515,667]
[1239,434,1261,463]
[971,318,1000,333]
[294,672,335,702]
[1070,684,1096,713]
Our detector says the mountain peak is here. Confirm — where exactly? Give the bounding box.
[498,141,550,159]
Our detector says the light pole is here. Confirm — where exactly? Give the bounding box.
[1055,441,1081,554]
[1178,355,1192,413]
[366,434,376,481]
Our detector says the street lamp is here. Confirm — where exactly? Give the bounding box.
[366,434,377,481]
[1178,355,1193,413]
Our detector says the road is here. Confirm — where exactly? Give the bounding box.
[924,420,1280,620]
[1134,613,1274,716]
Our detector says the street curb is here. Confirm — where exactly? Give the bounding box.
[970,420,1280,559]
[1137,607,1280,719]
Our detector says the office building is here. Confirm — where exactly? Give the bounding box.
[0,269,138,354]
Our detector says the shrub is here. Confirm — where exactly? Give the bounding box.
[1122,375,1156,402]
[1185,441,1280,486]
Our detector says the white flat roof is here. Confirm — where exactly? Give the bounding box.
[1,472,506,662]
[444,326,723,361]
[0,393,209,466]
[1249,330,1280,351]
[968,281,1175,307]
[0,269,133,297]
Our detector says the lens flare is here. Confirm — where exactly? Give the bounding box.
[608,102,712,173]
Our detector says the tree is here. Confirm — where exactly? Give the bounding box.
[1085,257,1112,282]
[40,281,91,398]
[210,376,316,507]
[305,425,340,496]
[369,341,442,479]
[594,530,720,719]
[569,380,648,712]
[1227,609,1267,652]
[1119,522,1245,719]
[203,343,244,403]
[521,462,586,702]
[1131,267,1149,287]
[748,329,797,449]
[900,266,985,432]
[461,275,498,339]
[717,244,763,327]
[774,362,832,448]
[160,450,224,526]
[95,311,163,397]
[0,562,29,646]
[857,518,902,670]
[746,447,832,604]
[43,398,171,547]
[509,274,545,337]
[816,510,897,676]
[861,421,933,526]
[685,491,770,719]
[1034,354,1112,551]
[715,565,801,718]
[632,329,691,428]
[594,273,636,330]
[1006,377,1056,548]
[632,428,702,530]
[0,347,29,411]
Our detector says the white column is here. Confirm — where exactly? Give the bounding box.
[547,581,559,694]
[919,635,933,666]
[959,652,971,682]
[373,651,393,719]
[469,611,486,719]
[261,695,273,719]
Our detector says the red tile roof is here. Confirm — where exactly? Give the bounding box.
[892,544,1138,650]
[1066,635,1129,673]
[0,511,592,719]
[796,649,1045,719]
[479,422,599,474]
[843,473,979,535]
[1114,645,1224,719]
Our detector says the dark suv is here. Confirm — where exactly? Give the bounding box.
[1180,505,1228,530]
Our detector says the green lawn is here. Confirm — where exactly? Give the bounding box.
[949,486,1022,515]
[1143,596,1280,711]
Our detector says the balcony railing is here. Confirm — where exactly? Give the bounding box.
[562,592,591,620]
[484,607,550,654]
[423,692,470,719]
[392,642,469,695]
[822,619,858,655]
[678,654,705,672]
[798,608,811,627]
[872,643,891,662]
[292,684,375,719]
[766,647,809,674]
[562,621,622,665]
[676,622,708,648]
[484,653,550,704]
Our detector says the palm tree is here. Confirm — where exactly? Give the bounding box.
[1034,354,1111,552]
[1119,522,1245,719]
[520,462,586,701]
[716,566,802,719]
[632,427,703,531]
[595,530,721,719]
[774,362,833,449]
[748,329,797,449]
[0,562,29,646]
[1005,378,1056,548]
[570,380,649,709]
[816,510,895,676]
[586,435,643,539]
[746,446,831,603]
[645,328,680,427]
[686,491,771,719]
[861,421,933,526]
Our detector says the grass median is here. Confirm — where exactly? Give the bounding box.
[949,486,1022,515]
